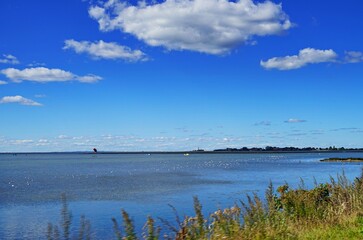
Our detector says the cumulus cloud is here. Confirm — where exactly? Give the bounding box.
[0,95,42,106]
[89,0,292,55]
[64,39,148,62]
[0,54,20,64]
[0,80,8,85]
[261,48,337,70]
[1,67,102,83]
[344,51,363,63]
[284,118,306,123]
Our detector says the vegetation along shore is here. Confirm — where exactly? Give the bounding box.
[47,170,363,239]
[320,158,363,162]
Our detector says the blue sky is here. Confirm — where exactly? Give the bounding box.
[0,0,362,152]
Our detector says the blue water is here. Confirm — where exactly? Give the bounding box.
[1,152,363,239]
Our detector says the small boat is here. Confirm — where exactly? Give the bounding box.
[184,153,190,156]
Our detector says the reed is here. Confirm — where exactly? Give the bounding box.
[46,194,91,240]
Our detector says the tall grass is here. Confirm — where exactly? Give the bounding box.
[47,170,363,239]
[47,194,92,240]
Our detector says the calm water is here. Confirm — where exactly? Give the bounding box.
[1,152,363,239]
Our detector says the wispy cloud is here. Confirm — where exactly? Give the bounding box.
[254,121,271,126]
[64,39,148,62]
[310,130,324,135]
[284,118,307,123]
[175,127,191,133]
[57,135,70,139]
[0,95,42,106]
[37,139,51,146]
[89,0,292,55]
[1,67,102,83]
[331,127,359,132]
[3,132,359,152]
[0,54,19,65]
[27,62,46,67]
[287,133,307,136]
[8,134,241,151]
[10,139,34,145]
[0,80,8,85]
[344,51,363,63]
[261,48,337,70]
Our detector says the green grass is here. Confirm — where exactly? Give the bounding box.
[299,214,363,240]
[47,170,363,239]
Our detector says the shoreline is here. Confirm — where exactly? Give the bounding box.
[2,150,363,154]
[320,157,363,162]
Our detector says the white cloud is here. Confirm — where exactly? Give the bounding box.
[1,67,102,83]
[27,62,46,67]
[10,139,34,145]
[57,135,70,139]
[64,39,148,62]
[37,139,51,146]
[0,95,42,106]
[261,48,337,70]
[344,51,363,63]
[284,118,306,123]
[0,80,8,85]
[89,0,292,55]
[0,54,20,65]
[76,74,103,83]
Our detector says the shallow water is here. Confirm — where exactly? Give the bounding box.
[1,152,363,239]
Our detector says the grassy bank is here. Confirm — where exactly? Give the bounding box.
[47,171,363,239]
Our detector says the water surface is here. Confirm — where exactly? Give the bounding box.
[1,152,363,239]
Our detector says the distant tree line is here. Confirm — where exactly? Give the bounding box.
[213,146,363,152]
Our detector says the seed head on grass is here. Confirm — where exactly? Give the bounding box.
[143,216,160,240]
[158,205,181,239]
[112,217,122,240]
[78,215,92,240]
[193,196,206,238]
[122,209,137,240]
[61,194,72,240]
